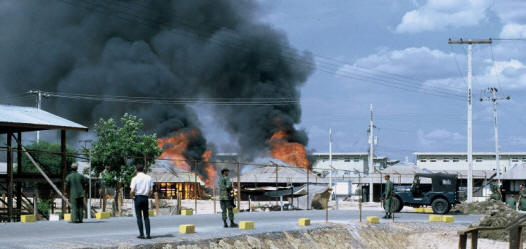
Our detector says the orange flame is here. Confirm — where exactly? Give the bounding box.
[158,129,217,188]
[268,130,310,169]
[201,150,218,187]
[158,129,201,171]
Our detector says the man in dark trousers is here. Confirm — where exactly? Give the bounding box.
[219,168,237,228]
[130,164,154,239]
[383,174,394,219]
[65,162,87,223]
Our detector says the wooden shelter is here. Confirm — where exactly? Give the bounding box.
[0,104,87,222]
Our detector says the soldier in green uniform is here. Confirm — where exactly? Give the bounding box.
[506,195,517,210]
[65,162,87,223]
[218,168,237,228]
[489,181,502,201]
[519,184,526,211]
[383,174,394,219]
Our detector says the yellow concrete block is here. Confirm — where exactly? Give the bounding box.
[429,215,443,222]
[442,215,455,223]
[181,209,193,216]
[366,216,379,224]
[96,212,110,219]
[424,207,434,213]
[239,221,255,230]
[414,207,424,213]
[64,213,72,221]
[148,210,155,217]
[179,224,195,234]
[298,218,311,226]
[21,215,36,223]
[233,208,239,213]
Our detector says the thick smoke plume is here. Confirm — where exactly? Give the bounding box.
[0,0,314,177]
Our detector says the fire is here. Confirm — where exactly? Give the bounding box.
[268,130,310,169]
[158,129,217,188]
[201,150,218,187]
[158,129,201,171]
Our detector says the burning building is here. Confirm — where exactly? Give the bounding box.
[0,0,315,183]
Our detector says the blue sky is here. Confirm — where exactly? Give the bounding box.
[256,0,526,161]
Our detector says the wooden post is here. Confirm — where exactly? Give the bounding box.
[471,230,478,249]
[7,133,13,222]
[509,225,523,249]
[16,132,22,219]
[306,167,309,210]
[458,233,467,249]
[60,130,67,215]
[193,161,197,214]
[33,196,38,217]
[102,184,107,212]
[154,192,159,216]
[177,192,182,215]
[237,162,241,210]
[1,193,5,208]
[275,164,278,206]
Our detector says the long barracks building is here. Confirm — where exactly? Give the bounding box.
[414,152,526,172]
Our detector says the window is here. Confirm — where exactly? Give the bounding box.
[430,158,436,162]
[420,159,427,162]
[344,157,351,162]
[442,179,452,185]
[475,158,483,162]
[522,158,526,162]
[344,171,351,176]
[512,158,519,162]
[453,158,460,162]
[353,158,359,162]
[443,158,450,162]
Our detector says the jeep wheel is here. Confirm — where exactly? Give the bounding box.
[431,198,450,214]
[392,196,403,212]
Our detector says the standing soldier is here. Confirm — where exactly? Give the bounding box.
[383,174,394,219]
[219,168,237,228]
[519,184,526,211]
[65,162,87,223]
[489,180,502,201]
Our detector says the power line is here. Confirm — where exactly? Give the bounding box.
[50,0,466,101]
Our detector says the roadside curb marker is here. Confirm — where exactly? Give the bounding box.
[96,212,110,219]
[21,215,36,223]
[414,207,424,213]
[442,215,455,223]
[239,221,255,230]
[429,215,442,222]
[64,213,72,221]
[424,207,433,213]
[179,224,195,234]
[181,209,193,216]
[366,216,379,224]
[298,218,310,226]
[233,208,239,213]
[148,210,155,217]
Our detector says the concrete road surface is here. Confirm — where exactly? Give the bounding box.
[0,209,483,249]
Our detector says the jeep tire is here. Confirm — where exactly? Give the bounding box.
[431,198,450,214]
[392,196,403,212]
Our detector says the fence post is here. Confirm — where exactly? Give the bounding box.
[509,225,523,249]
[154,192,159,216]
[193,160,197,214]
[471,230,478,249]
[458,233,467,249]
[306,167,309,210]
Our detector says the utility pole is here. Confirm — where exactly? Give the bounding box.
[480,87,510,184]
[448,38,492,202]
[368,104,374,203]
[329,128,333,188]
[28,90,50,142]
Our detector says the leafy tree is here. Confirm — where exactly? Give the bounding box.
[90,113,162,214]
[20,141,76,175]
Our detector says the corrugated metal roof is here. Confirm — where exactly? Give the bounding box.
[0,104,88,133]
[501,164,526,180]
[232,165,328,184]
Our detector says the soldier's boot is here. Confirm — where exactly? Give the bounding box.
[382,213,389,219]
[229,220,238,228]
[223,219,228,228]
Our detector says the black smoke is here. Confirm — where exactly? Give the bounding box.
[0,1,314,165]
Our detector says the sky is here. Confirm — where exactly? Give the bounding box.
[3,0,526,163]
[255,0,526,161]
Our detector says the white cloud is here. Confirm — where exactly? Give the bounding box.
[500,23,526,38]
[395,0,492,33]
[418,129,464,148]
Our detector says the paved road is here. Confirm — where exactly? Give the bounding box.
[0,210,483,249]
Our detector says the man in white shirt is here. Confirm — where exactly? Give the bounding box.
[130,164,154,239]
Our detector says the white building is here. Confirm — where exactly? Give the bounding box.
[414,152,526,172]
[311,153,395,177]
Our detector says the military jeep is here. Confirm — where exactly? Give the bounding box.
[391,173,459,214]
